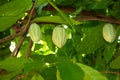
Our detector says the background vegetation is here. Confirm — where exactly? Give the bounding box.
[0,0,120,80]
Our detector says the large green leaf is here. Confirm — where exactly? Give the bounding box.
[72,23,104,54]
[0,14,23,32]
[41,66,57,80]
[0,0,32,16]
[91,0,112,9]
[110,55,120,69]
[37,0,47,5]
[57,56,84,80]
[23,60,44,74]
[0,57,27,71]
[0,0,32,32]
[103,43,116,63]
[76,63,108,80]
[32,16,81,25]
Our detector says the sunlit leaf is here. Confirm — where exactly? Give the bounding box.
[32,73,44,80]
[0,0,32,16]
[32,16,81,25]
[76,63,108,80]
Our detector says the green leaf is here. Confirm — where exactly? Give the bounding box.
[0,0,12,6]
[36,0,48,15]
[23,57,44,74]
[0,14,23,32]
[41,66,57,80]
[0,70,21,80]
[0,0,32,16]
[0,57,27,71]
[110,55,120,69]
[103,43,116,63]
[72,23,104,54]
[24,61,44,74]
[32,73,44,80]
[0,0,32,32]
[57,56,84,80]
[91,0,112,9]
[37,0,47,5]
[32,16,81,25]
[76,63,108,80]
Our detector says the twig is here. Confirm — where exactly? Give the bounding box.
[26,39,33,59]
[101,71,120,75]
[0,31,23,43]
[10,2,36,57]
[10,34,26,57]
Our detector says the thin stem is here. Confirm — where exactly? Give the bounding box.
[0,31,23,43]
[101,71,120,75]
[26,39,33,59]
[10,2,36,57]
[11,34,26,57]
[46,0,76,33]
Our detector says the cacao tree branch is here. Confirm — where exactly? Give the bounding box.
[0,31,24,43]
[43,6,120,25]
[11,34,26,57]
[26,39,33,59]
[10,2,36,57]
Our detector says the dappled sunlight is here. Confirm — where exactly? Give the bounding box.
[9,41,16,52]
[117,36,120,43]
[32,40,55,55]
[45,62,51,67]
[9,41,22,57]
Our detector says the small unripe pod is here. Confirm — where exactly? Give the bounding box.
[102,23,116,43]
[29,23,42,42]
[52,26,67,48]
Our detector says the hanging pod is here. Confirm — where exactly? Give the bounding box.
[102,23,116,43]
[29,23,42,42]
[52,26,67,48]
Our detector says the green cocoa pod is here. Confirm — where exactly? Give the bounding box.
[52,26,67,48]
[102,23,116,43]
[29,23,42,42]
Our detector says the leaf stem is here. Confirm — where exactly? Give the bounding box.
[101,71,120,75]
[46,0,76,33]
[26,39,33,59]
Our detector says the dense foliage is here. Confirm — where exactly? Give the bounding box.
[0,0,120,80]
